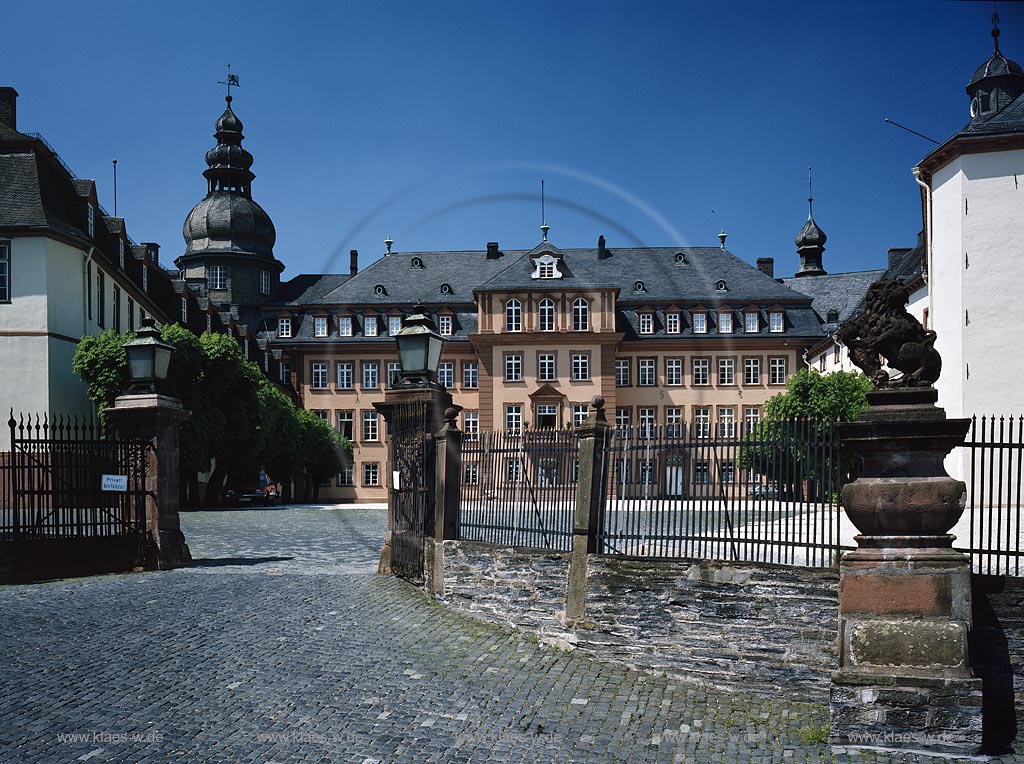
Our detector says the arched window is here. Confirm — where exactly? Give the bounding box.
[505,299,522,332]
[572,298,589,332]
[538,298,555,332]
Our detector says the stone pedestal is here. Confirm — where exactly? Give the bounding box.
[105,393,191,568]
[831,388,981,755]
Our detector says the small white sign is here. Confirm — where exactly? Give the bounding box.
[102,474,128,492]
[392,470,401,491]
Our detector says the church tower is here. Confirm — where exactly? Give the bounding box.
[176,91,284,324]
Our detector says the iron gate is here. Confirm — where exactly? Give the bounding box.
[389,401,435,583]
[3,413,149,544]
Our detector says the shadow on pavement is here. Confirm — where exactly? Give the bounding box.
[185,556,294,568]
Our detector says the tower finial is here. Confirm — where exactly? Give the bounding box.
[540,179,550,241]
[992,3,1001,54]
[384,235,394,254]
[218,64,240,103]
[807,166,814,219]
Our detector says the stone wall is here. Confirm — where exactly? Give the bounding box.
[442,540,839,702]
[441,540,1024,736]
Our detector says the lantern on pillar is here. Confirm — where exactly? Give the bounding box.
[393,303,444,389]
[122,318,173,394]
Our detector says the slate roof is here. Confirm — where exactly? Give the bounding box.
[0,151,89,243]
[781,269,886,335]
[279,274,351,304]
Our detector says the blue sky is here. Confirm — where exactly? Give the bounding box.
[3,1,1020,279]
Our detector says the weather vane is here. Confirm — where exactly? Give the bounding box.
[218,64,240,98]
[540,179,550,241]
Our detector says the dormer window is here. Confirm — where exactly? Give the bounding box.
[439,314,453,336]
[440,283,453,295]
[118,240,125,269]
[87,204,94,238]
[278,317,292,338]
[633,281,646,294]
[745,311,759,333]
[364,315,378,337]
[674,252,687,265]
[314,316,329,338]
[718,311,733,334]
[769,310,784,333]
[716,280,728,292]
[410,257,424,270]
[531,253,562,280]
[692,310,707,334]
[638,312,654,335]
[388,315,402,336]
[826,309,839,323]
[142,264,148,293]
[666,311,681,334]
[374,285,387,296]
[180,297,188,323]
[505,299,522,332]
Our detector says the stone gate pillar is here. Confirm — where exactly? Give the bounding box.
[105,393,191,569]
[830,388,981,754]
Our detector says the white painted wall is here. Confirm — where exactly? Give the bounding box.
[929,148,1024,419]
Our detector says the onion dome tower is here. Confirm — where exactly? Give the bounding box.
[176,91,284,315]
[966,10,1024,122]
[794,169,827,278]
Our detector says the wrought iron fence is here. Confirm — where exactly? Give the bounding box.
[459,428,578,550]
[1,412,149,541]
[600,420,843,566]
[389,400,435,583]
[957,415,1024,576]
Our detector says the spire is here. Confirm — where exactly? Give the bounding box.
[540,179,550,241]
[807,165,814,220]
[993,5,1001,55]
[794,167,827,278]
[203,69,254,197]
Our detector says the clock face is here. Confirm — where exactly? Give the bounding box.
[971,96,981,118]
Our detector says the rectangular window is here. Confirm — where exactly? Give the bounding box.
[719,407,736,437]
[338,316,353,336]
[337,410,354,440]
[362,462,380,487]
[336,465,355,486]
[770,357,787,385]
[127,297,135,331]
[362,410,379,441]
[463,410,479,441]
[666,312,680,334]
[745,312,759,333]
[666,357,683,386]
[638,358,656,386]
[362,362,379,389]
[536,404,558,429]
[209,265,228,290]
[639,407,656,437]
[96,270,105,328]
[721,460,736,484]
[694,407,711,438]
[118,239,125,270]
[337,362,353,389]
[572,300,589,331]
[364,316,378,337]
[280,361,291,385]
[666,407,683,437]
[505,354,522,382]
[313,409,329,422]
[506,458,523,482]
[259,269,271,295]
[311,362,328,389]
[314,316,328,337]
[572,404,589,427]
[769,311,784,332]
[438,315,452,336]
[692,358,709,385]
[718,358,735,385]
[387,362,401,388]
[615,408,631,429]
[181,296,188,323]
[718,312,733,333]
[572,353,589,381]
[744,357,761,385]
[278,317,291,338]
[505,404,522,434]
[463,462,480,485]
[463,362,479,389]
[834,344,841,363]
[113,286,121,333]
[87,203,94,237]
[744,407,760,430]
[389,315,403,336]
[538,353,556,382]
[694,461,710,484]
[692,312,707,334]
[505,300,522,332]
[639,313,654,334]
[538,300,555,332]
[819,354,826,372]
[142,264,148,293]
[615,358,631,387]
[438,361,454,389]
[139,306,146,326]
[639,459,654,485]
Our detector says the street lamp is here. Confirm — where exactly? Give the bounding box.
[393,303,444,389]
[123,318,173,394]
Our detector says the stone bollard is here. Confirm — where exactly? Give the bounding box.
[830,388,981,755]
[565,396,611,624]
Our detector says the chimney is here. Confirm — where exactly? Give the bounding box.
[349,249,359,276]
[887,247,911,271]
[0,88,18,130]
[756,258,774,278]
[598,235,609,259]
[486,242,502,259]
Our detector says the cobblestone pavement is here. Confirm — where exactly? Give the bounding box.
[0,506,1014,763]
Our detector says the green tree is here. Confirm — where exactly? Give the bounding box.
[294,408,349,501]
[741,368,872,496]
[71,328,133,422]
